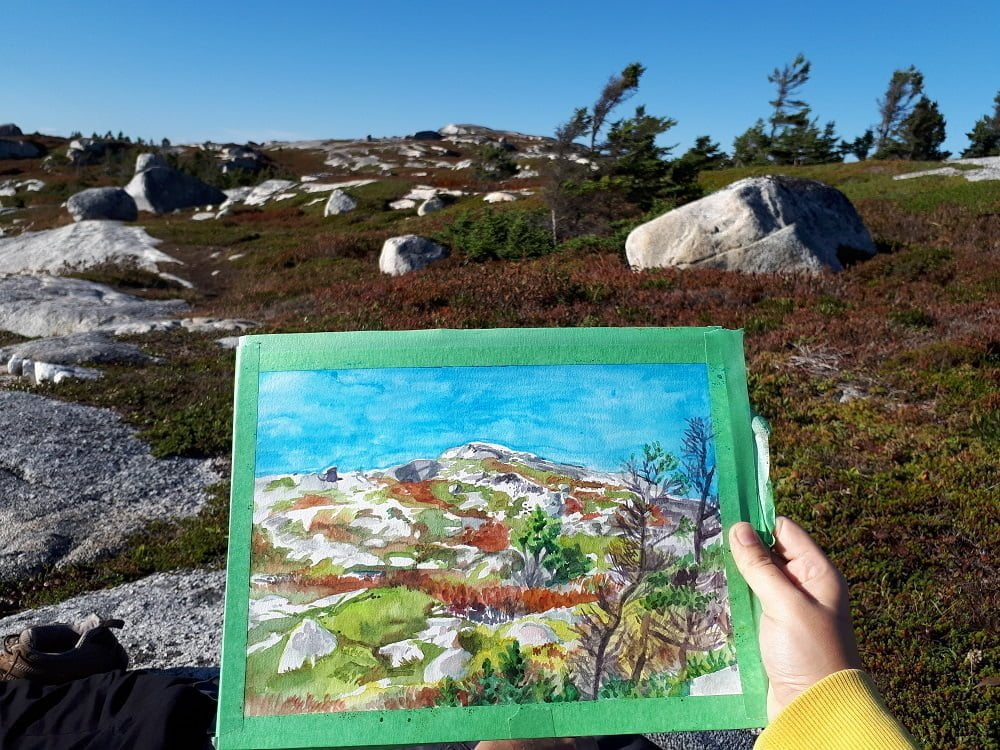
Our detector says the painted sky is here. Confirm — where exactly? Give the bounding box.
[255,363,711,477]
[5,1,998,157]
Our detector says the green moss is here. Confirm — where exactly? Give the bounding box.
[321,587,434,648]
[9,330,234,459]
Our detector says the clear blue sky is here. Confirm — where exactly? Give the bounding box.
[5,1,998,156]
[254,364,710,476]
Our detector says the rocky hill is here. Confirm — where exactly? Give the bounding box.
[254,441,709,577]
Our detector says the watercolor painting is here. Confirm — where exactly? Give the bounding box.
[245,363,739,716]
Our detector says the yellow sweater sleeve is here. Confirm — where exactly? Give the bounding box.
[755,669,920,749]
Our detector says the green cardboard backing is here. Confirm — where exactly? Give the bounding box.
[217,327,771,749]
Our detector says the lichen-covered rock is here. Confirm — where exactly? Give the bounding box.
[378,235,448,276]
[66,187,138,222]
[625,175,876,274]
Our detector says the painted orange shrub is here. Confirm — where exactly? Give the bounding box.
[289,494,333,511]
[388,480,451,509]
[379,570,598,616]
[459,520,509,552]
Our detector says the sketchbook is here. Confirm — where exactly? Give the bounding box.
[217,327,774,749]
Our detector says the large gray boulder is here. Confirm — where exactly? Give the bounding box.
[125,167,226,214]
[0,570,225,670]
[378,235,449,276]
[0,124,22,137]
[0,139,43,159]
[135,152,168,173]
[0,391,219,580]
[625,176,876,274]
[66,187,138,222]
[417,195,444,216]
[0,275,187,337]
[323,188,357,217]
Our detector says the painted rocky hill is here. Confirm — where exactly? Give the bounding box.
[245,442,734,715]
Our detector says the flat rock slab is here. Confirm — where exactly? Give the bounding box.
[0,391,219,580]
[894,156,1000,183]
[0,569,224,670]
[0,221,182,277]
[0,275,188,337]
[0,331,154,368]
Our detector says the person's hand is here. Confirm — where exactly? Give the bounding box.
[729,516,861,720]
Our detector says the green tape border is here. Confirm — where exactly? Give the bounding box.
[217,327,769,749]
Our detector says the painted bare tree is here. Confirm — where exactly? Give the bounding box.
[634,552,731,676]
[681,417,719,564]
[575,443,685,698]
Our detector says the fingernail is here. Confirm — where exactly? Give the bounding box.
[734,523,760,547]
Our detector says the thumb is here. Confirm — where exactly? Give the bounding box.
[729,522,800,613]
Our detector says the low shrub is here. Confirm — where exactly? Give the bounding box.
[437,208,554,261]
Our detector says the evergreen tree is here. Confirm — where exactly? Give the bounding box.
[543,64,689,240]
[731,120,770,166]
[589,63,645,151]
[759,54,841,165]
[767,54,812,140]
[899,97,949,161]
[962,91,1000,157]
[840,129,875,161]
[473,143,518,183]
[874,66,924,157]
[600,105,677,209]
[675,136,728,175]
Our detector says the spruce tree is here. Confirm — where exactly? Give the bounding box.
[731,120,770,166]
[962,91,1000,157]
[874,67,924,157]
[899,97,949,161]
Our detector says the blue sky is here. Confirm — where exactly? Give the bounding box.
[4,1,998,157]
[255,364,711,476]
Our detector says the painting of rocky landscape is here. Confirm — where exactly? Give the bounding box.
[244,363,737,715]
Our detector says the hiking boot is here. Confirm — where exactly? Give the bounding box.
[0,613,129,683]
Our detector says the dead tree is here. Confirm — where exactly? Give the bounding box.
[681,417,718,563]
[575,444,684,698]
